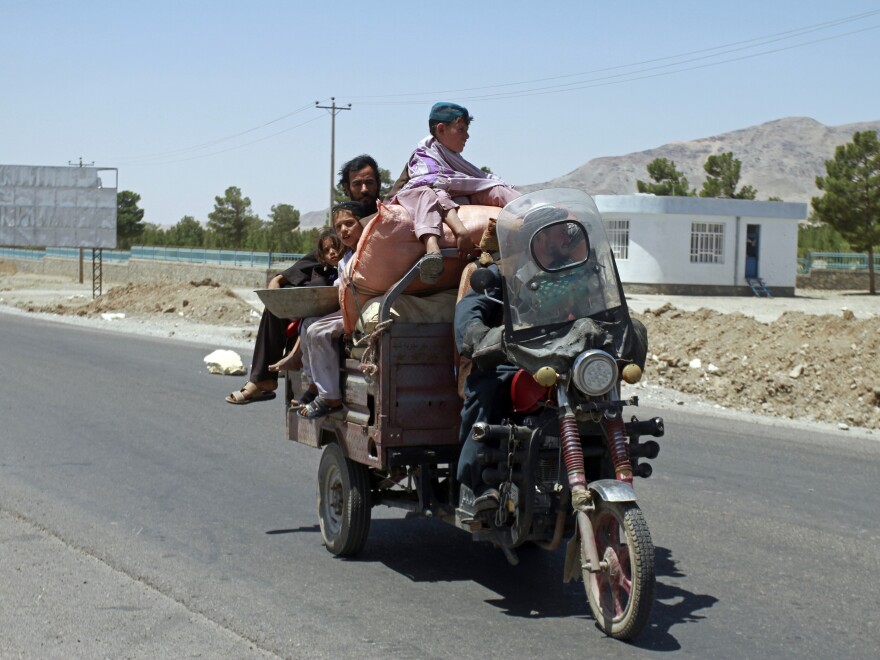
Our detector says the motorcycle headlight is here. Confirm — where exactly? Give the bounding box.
[571,350,618,396]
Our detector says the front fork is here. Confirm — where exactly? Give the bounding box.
[557,383,633,575]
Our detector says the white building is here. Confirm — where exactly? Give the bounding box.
[594,195,807,297]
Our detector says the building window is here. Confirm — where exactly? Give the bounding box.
[690,222,725,263]
[606,219,630,260]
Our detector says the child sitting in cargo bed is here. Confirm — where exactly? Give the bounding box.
[226,228,342,405]
[391,102,520,284]
[270,201,366,419]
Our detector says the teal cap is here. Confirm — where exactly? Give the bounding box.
[429,102,471,123]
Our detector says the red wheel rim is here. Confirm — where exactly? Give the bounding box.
[594,510,633,620]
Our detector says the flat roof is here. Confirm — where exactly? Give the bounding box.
[595,194,807,220]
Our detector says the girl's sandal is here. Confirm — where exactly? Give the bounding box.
[292,389,318,407]
[297,396,344,420]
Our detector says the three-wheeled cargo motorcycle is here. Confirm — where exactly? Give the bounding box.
[281,188,663,640]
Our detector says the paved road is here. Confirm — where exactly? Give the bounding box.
[1,313,879,658]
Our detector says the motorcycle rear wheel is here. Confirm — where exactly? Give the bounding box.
[583,501,655,640]
[317,443,371,557]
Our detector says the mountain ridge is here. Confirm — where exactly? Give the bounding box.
[301,117,880,227]
[520,116,880,204]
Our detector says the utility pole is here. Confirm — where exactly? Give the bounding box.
[68,157,95,283]
[315,98,351,221]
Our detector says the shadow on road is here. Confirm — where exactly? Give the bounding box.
[350,517,717,647]
[628,546,719,651]
[265,524,321,535]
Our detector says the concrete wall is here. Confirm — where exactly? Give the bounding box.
[797,269,875,291]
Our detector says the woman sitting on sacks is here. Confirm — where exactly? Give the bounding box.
[270,201,366,419]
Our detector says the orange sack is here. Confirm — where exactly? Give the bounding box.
[339,202,500,333]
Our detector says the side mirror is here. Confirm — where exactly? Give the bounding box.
[470,266,500,295]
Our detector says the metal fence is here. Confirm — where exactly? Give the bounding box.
[44,247,131,263]
[1,246,305,269]
[130,246,304,268]
[0,247,45,260]
[799,252,879,274]
[6,245,878,275]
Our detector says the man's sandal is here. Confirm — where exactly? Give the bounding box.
[297,396,343,419]
[226,382,277,405]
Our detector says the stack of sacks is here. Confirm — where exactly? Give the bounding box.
[354,290,459,335]
[339,202,499,333]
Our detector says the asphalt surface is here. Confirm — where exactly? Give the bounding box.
[1,311,879,658]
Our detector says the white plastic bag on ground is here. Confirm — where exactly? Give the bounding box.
[203,349,246,375]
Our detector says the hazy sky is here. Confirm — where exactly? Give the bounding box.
[2,1,878,227]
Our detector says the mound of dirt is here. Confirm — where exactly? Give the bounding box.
[31,279,255,325]
[6,269,878,431]
[635,305,880,429]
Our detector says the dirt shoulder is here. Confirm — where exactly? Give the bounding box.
[0,266,260,348]
[2,260,878,436]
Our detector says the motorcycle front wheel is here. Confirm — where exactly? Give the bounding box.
[583,501,655,640]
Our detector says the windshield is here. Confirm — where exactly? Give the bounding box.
[496,189,624,336]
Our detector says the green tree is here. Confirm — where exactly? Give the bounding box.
[699,152,757,199]
[117,190,146,249]
[202,229,220,249]
[636,158,695,196]
[812,130,880,294]
[167,215,205,247]
[333,180,347,205]
[797,219,850,257]
[289,227,322,254]
[207,186,259,248]
[244,222,271,251]
[378,167,393,200]
[267,203,301,252]
[139,222,166,246]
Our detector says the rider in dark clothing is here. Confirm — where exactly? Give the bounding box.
[453,207,587,512]
[454,264,515,512]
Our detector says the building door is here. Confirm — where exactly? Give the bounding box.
[745,224,760,278]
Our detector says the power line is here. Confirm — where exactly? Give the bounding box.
[119,114,325,167]
[438,23,880,103]
[349,9,880,104]
[113,101,323,164]
[104,9,879,168]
